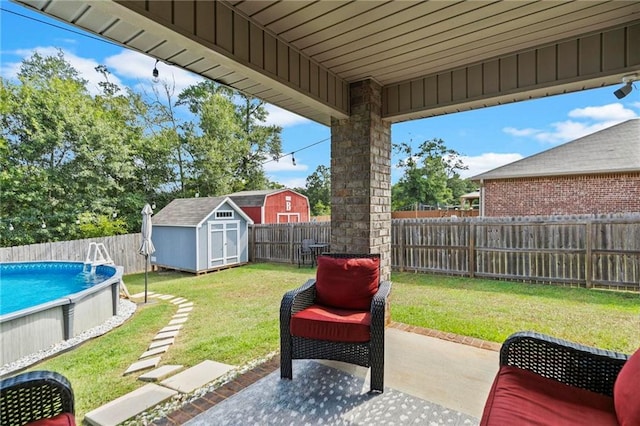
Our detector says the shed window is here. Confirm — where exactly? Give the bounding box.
[216,210,234,219]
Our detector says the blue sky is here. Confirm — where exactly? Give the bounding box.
[2,1,639,189]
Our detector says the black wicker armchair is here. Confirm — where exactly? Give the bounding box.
[280,253,392,393]
[481,331,637,426]
[0,370,75,426]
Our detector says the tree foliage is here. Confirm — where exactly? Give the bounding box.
[1,51,284,246]
[392,138,475,211]
[298,165,331,216]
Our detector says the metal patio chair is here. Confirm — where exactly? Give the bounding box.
[297,238,315,267]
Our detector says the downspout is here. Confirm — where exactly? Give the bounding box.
[479,179,485,217]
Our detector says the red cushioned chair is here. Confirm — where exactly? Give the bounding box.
[0,370,76,426]
[280,253,392,393]
[481,331,638,426]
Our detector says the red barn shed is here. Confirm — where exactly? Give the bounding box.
[226,189,310,224]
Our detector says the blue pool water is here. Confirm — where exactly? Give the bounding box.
[0,262,115,316]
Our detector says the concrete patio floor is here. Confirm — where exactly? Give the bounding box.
[151,323,501,425]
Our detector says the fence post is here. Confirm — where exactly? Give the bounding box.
[289,223,295,264]
[585,220,592,288]
[397,220,404,272]
[469,222,475,278]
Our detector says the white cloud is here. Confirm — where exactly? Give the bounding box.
[568,103,637,121]
[5,46,124,96]
[263,155,309,173]
[503,103,638,145]
[263,104,312,127]
[503,127,539,137]
[273,176,308,188]
[460,153,523,178]
[104,50,202,94]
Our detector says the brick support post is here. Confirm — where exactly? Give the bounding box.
[330,79,392,280]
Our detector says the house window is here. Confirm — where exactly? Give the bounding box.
[216,210,234,219]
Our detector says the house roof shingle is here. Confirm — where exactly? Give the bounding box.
[471,119,640,181]
[226,189,292,207]
[152,196,237,227]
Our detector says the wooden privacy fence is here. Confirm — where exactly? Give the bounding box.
[0,233,147,274]
[251,222,331,264]
[2,214,639,291]
[250,214,640,291]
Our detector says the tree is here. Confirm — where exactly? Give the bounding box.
[392,138,468,211]
[1,51,142,245]
[177,81,282,195]
[300,165,331,216]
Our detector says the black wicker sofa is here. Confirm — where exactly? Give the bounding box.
[480,331,639,426]
[0,370,75,426]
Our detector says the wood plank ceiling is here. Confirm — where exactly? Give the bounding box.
[13,0,640,125]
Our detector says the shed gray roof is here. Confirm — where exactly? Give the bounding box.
[226,189,290,207]
[471,119,640,181]
[153,197,248,227]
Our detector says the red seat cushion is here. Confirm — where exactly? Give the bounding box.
[290,304,371,343]
[480,366,618,426]
[614,348,640,426]
[27,413,76,426]
[315,256,379,310]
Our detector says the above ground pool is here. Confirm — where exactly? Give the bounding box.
[0,261,124,366]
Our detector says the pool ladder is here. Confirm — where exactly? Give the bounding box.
[83,242,114,274]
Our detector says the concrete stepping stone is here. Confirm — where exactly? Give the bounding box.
[149,338,174,349]
[84,383,178,426]
[154,330,179,340]
[159,325,182,333]
[177,307,193,314]
[158,294,175,300]
[124,356,162,375]
[172,313,189,319]
[130,291,155,299]
[139,365,184,382]
[178,302,194,308]
[169,317,188,325]
[139,346,169,359]
[160,360,235,393]
[171,297,188,304]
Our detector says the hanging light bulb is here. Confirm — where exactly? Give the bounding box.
[151,202,156,210]
[112,212,118,218]
[291,153,296,166]
[152,59,160,83]
[75,219,80,225]
[41,221,46,229]
[8,223,14,231]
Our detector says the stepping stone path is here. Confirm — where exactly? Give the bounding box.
[85,292,235,426]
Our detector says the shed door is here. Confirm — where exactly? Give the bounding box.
[208,221,240,268]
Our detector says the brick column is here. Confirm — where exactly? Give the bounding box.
[330,79,392,280]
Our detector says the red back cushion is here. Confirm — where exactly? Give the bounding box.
[315,256,379,310]
[614,347,640,426]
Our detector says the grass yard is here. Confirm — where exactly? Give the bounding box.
[23,263,640,421]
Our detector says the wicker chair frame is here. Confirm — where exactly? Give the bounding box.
[500,331,629,397]
[280,253,391,393]
[0,370,75,425]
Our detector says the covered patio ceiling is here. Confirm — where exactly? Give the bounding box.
[14,1,640,126]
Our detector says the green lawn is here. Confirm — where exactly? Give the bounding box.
[25,263,640,421]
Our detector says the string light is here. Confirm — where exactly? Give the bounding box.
[261,137,329,166]
[152,59,160,83]
[8,223,14,231]
[41,221,46,229]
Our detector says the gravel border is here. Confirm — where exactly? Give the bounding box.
[0,299,137,377]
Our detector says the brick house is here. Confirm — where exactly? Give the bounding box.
[226,189,310,224]
[471,119,640,217]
